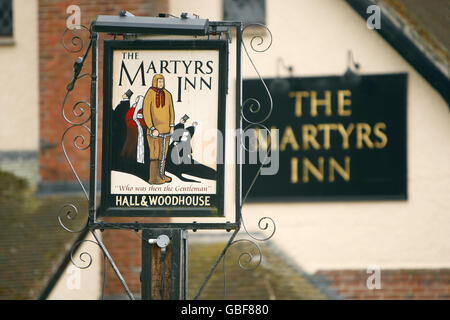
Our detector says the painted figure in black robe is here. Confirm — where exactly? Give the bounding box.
[111,90,131,171]
[111,89,150,181]
[166,115,217,182]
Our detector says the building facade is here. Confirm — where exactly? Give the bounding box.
[1,0,448,299]
[0,0,39,188]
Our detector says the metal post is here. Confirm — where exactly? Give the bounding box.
[141,229,188,300]
[89,31,98,223]
[236,23,243,220]
[91,230,135,300]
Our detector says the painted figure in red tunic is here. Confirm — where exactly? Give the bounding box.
[120,95,147,164]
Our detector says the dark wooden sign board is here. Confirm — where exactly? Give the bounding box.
[242,73,407,201]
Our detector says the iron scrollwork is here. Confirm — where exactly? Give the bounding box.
[239,23,276,242]
[58,25,93,233]
[222,239,262,299]
[69,237,109,300]
[58,24,136,300]
[194,23,276,299]
[58,203,86,234]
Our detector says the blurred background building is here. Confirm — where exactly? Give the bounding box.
[0,0,448,299]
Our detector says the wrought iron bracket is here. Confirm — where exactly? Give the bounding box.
[58,14,276,300]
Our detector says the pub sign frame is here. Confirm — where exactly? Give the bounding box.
[100,39,229,218]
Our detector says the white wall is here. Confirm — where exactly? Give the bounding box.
[170,0,450,273]
[0,0,39,151]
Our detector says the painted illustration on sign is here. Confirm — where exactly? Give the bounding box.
[101,40,227,217]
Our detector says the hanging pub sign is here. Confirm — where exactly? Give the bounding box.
[243,73,407,201]
[100,40,228,217]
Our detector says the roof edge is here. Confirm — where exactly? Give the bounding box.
[345,0,449,106]
[38,228,90,300]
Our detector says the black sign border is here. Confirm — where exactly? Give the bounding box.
[99,40,228,217]
[242,73,408,203]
